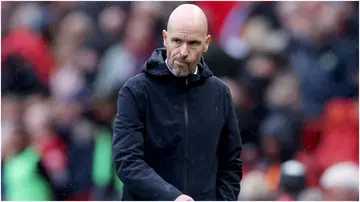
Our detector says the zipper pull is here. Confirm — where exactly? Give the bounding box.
[185,79,188,86]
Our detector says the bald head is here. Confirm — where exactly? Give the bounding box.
[167,4,208,36]
[162,4,211,77]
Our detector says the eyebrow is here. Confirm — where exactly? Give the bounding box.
[189,39,201,43]
[171,37,202,44]
[171,37,182,40]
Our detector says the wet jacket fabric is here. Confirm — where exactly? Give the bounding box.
[112,48,242,201]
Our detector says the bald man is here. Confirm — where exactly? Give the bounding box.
[113,4,242,201]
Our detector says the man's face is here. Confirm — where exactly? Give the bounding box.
[162,26,211,77]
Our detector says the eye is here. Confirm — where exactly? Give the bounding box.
[172,38,182,44]
[188,41,200,46]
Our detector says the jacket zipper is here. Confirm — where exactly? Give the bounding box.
[184,78,189,193]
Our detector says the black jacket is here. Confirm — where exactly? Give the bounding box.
[112,48,242,201]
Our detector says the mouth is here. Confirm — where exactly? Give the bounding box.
[175,59,187,65]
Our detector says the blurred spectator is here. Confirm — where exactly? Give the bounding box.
[73,46,100,88]
[277,160,307,200]
[286,2,358,119]
[240,143,262,177]
[320,162,359,201]
[93,13,155,98]
[238,170,274,200]
[98,6,125,36]
[83,3,129,56]
[2,126,54,200]
[297,188,323,201]
[1,1,358,201]
[91,126,122,201]
[258,111,302,191]
[265,71,301,113]
[53,11,94,68]
[1,95,22,160]
[23,99,69,200]
[51,88,93,200]
[2,28,54,96]
[241,52,279,104]
[221,77,260,144]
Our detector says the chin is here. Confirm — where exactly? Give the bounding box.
[172,67,190,77]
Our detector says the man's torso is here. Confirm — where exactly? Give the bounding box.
[124,72,230,199]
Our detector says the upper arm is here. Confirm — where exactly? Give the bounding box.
[221,85,242,152]
[217,83,242,162]
[114,79,146,132]
[112,79,183,200]
[216,85,243,200]
[112,79,147,175]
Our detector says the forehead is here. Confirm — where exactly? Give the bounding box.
[169,29,206,41]
[168,20,206,39]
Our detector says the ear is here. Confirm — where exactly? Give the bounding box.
[162,30,168,47]
[203,35,212,52]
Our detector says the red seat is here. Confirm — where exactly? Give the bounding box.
[296,98,359,187]
[300,118,323,153]
[314,129,358,172]
[313,98,359,172]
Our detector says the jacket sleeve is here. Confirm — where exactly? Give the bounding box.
[216,87,243,201]
[112,80,183,201]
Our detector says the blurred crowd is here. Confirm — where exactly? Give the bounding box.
[1,1,359,201]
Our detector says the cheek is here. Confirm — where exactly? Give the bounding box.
[191,50,203,63]
[167,47,177,59]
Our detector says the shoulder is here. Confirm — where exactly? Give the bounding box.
[123,73,148,89]
[117,74,149,111]
[120,73,149,97]
[207,76,231,95]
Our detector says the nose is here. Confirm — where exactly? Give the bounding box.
[179,44,188,58]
